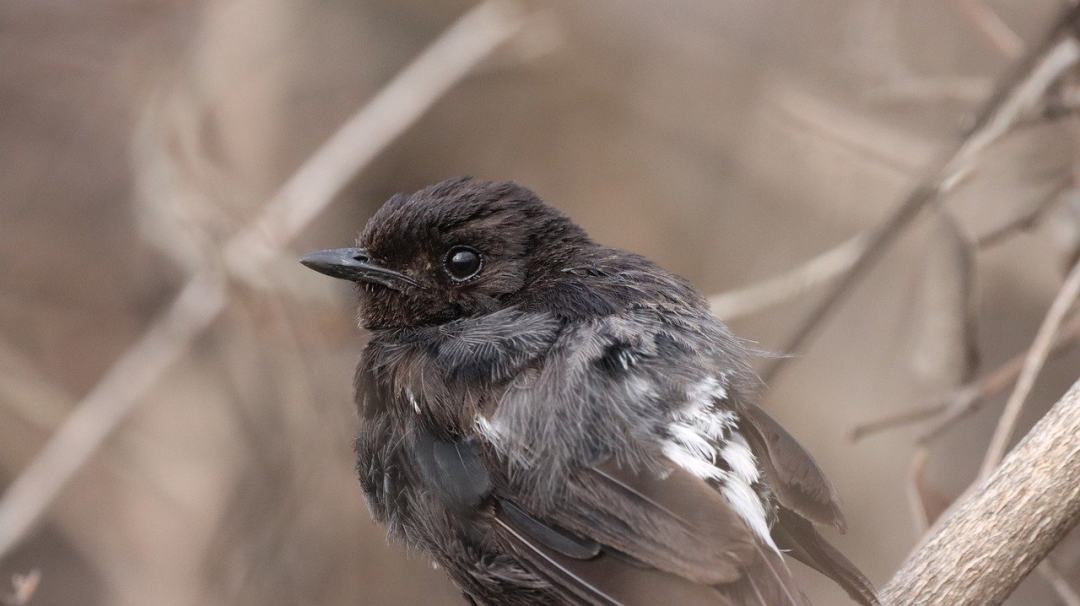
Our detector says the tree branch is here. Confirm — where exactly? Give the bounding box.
[708,234,868,320]
[979,256,1080,479]
[881,378,1080,605]
[0,0,530,562]
[848,309,1080,442]
[762,4,1080,383]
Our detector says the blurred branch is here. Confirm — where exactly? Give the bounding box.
[708,234,868,320]
[221,0,529,283]
[906,448,931,534]
[762,5,1080,384]
[0,272,228,563]
[0,0,531,562]
[850,309,1080,442]
[850,401,951,442]
[975,191,1063,248]
[867,76,992,105]
[775,89,925,176]
[0,339,74,431]
[979,256,1080,479]
[1038,560,1080,606]
[881,378,1080,605]
[951,0,1024,59]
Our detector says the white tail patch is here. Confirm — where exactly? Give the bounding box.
[720,432,760,485]
[720,470,776,552]
[663,376,778,553]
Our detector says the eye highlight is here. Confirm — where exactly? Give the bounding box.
[444,246,483,281]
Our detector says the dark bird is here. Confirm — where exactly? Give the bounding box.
[300,177,878,606]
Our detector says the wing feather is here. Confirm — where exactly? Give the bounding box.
[738,402,847,530]
[493,502,737,606]
[772,506,880,606]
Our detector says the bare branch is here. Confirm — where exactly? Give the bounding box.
[906,448,932,534]
[762,6,1080,384]
[0,273,228,562]
[866,76,992,106]
[979,256,1080,479]
[708,234,868,320]
[222,0,529,284]
[850,310,1080,442]
[951,0,1024,59]
[850,401,951,442]
[975,192,1063,248]
[0,0,530,561]
[881,378,1080,605]
[909,208,979,388]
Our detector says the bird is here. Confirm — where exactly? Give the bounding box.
[300,177,879,606]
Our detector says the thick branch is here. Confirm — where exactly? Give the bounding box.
[881,378,1080,605]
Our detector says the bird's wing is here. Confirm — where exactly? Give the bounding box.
[736,401,846,530]
[486,457,809,606]
[456,312,813,605]
[405,424,752,605]
[733,399,879,605]
[771,505,880,606]
[491,495,738,606]
[408,418,808,605]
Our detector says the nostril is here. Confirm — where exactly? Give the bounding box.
[352,250,370,263]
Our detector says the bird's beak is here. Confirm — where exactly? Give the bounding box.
[299,247,419,291]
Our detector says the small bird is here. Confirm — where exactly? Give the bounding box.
[301,178,878,606]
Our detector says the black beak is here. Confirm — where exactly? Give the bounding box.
[300,247,419,291]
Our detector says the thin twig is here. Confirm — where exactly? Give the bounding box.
[762,8,1080,384]
[907,447,932,534]
[979,256,1080,479]
[975,192,1064,248]
[0,0,530,561]
[866,76,993,105]
[708,234,869,320]
[920,310,1080,444]
[849,309,1080,442]
[951,0,1025,59]
[222,0,528,283]
[0,272,227,563]
[850,401,951,442]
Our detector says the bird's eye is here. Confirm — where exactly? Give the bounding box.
[445,246,483,281]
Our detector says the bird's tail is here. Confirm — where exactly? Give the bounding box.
[772,506,880,606]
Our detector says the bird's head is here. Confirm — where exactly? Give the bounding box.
[301,177,591,329]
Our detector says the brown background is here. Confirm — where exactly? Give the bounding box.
[2,1,1079,604]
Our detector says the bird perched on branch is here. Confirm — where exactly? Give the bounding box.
[301,177,878,606]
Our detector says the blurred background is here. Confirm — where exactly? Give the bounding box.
[3,1,1080,604]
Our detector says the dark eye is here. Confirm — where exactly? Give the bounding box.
[445,246,483,281]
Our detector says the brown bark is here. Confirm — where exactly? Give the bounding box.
[881,378,1080,605]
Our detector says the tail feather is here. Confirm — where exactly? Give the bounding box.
[773,506,880,606]
[717,542,811,606]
